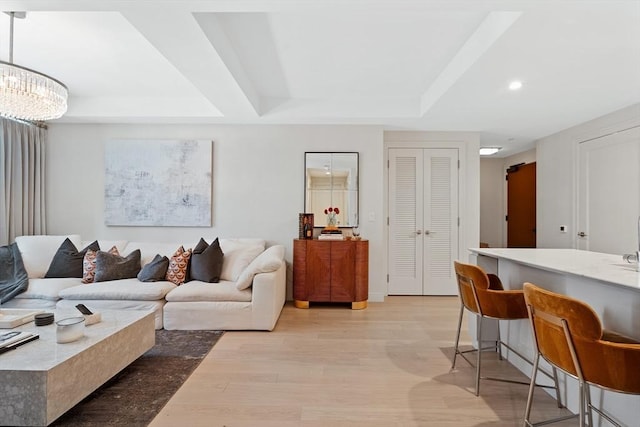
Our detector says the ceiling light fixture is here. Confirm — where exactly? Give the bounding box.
[508,80,523,91]
[0,12,68,121]
[479,147,501,156]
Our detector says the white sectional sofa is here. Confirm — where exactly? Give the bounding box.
[7,235,286,330]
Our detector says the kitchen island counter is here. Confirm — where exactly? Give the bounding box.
[468,248,639,425]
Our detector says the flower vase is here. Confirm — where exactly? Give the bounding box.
[326,213,338,229]
[323,206,340,231]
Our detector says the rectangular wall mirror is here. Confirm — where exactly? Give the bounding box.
[305,152,359,228]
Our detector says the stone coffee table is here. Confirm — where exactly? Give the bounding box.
[0,309,155,426]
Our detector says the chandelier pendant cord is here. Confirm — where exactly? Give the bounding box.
[9,12,14,63]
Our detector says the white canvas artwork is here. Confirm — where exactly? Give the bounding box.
[105,139,212,226]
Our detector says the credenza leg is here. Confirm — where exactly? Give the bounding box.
[351,301,367,310]
[294,300,310,309]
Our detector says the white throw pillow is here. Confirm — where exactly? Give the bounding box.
[220,244,264,282]
[236,245,285,290]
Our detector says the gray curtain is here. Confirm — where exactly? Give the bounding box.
[0,117,47,246]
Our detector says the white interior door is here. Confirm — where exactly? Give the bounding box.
[388,149,424,294]
[424,149,459,295]
[577,127,640,253]
[388,148,459,295]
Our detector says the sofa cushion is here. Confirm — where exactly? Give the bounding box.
[15,235,82,279]
[236,245,285,290]
[165,280,252,303]
[45,239,100,278]
[14,277,83,301]
[219,240,265,282]
[137,254,170,282]
[190,238,224,283]
[83,246,120,283]
[166,246,192,285]
[94,249,142,282]
[59,278,176,301]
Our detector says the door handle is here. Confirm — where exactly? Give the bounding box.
[415,230,422,235]
[424,230,431,235]
[577,232,587,237]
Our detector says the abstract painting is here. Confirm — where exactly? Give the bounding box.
[105,139,212,226]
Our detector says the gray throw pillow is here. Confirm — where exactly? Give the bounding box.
[137,254,169,282]
[45,239,100,278]
[94,249,141,282]
[190,238,224,283]
[186,238,207,282]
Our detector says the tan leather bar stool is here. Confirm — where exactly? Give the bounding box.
[523,283,640,427]
[451,261,562,399]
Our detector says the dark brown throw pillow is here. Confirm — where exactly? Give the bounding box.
[137,254,170,282]
[94,249,141,282]
[45,239,100,278]
[190,238,224,283]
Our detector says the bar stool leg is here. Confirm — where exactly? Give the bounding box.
[497,320,503,360]
[552,367,562,408]
[475,315,483,396]
[451,303,464,370]
[584,383,593,427]
[578,381,585,427]
[523,352,540,427]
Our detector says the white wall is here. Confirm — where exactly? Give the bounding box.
[475,104,639,251]
[537,103,640,248]
[480,158,504,247]
[484,101,640,250]
[46,124,386,301]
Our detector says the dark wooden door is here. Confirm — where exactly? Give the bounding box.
[507,162,536,248]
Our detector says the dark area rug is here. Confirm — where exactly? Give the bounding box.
[52,329,224,427]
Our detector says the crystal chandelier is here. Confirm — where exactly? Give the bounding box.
[0,12,68,121]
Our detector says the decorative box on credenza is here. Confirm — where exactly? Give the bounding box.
[293,238,369,310]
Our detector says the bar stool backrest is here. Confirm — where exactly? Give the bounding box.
[523,283,604,380]
[454,261,528,320]
[453,261,488,315]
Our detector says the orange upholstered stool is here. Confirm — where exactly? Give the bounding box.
[451,261,561,399]
[523,283,640,427]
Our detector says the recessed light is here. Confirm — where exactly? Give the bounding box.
[509,80,523,91]
[480,147,501,156]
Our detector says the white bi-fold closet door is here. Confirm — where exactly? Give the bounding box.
[388,148,459,295]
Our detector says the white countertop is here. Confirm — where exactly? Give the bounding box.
[469,248,640,291]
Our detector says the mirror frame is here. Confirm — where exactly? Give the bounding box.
[304,152,359,228]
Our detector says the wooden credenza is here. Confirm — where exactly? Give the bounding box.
[293,239,369,309]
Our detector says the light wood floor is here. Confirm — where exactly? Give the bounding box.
[150,296,577,426]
